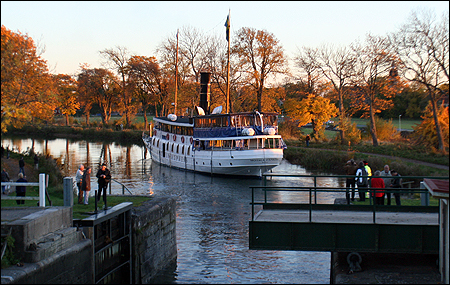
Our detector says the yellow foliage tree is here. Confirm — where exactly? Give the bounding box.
[412,103,449,152]
[1,25,56,132]
[284,94,338,141]
[54,74,79,125]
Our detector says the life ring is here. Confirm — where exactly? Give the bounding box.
[173,134,177,141]
[190,137,193,144]
[181,136,185,143]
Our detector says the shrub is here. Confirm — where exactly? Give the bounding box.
[335,116,361,145]
[278,118,301,140]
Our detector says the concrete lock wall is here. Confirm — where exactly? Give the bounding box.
[1,197,177,284]
[131,196,177,284]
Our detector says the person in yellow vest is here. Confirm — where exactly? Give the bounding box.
[363,160,372,177]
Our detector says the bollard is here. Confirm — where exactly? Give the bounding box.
[39,173,46,207]
[419,182,430,206]
[94,189,98,213]
[63,177,73,206]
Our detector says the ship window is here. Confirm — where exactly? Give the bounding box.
[187,147,190,156]
[157,140,159,148]
[171,144,174,152]
[181,146,184,155]
[176,145,179,153]
[166,143,169,151]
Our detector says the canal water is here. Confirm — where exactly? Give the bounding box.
[2,137,346,284]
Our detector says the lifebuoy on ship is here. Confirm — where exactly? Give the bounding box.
[190,137,193,144]
[181,136,185,143]
[173,134,177,141]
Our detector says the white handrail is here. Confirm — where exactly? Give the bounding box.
[1,173,46,207]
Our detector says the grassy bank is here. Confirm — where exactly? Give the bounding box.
[1,151,151,220]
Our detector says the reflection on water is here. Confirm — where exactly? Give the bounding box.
[2,137,346,284]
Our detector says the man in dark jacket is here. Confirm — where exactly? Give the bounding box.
[19,157,25,175]
[1,168,10,194]
[16,172,27,205]
[96,163,111,204]
[389,170,402,206]
[344,159,358,204]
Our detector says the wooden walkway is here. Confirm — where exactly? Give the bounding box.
[253,209,438,225]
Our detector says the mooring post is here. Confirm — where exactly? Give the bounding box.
[39,173,46,207]
[63,177,73,206]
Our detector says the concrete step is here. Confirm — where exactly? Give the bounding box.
[24,227,83,263]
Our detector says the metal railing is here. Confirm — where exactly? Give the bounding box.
[109,178,133,195]
[251,174,448,223]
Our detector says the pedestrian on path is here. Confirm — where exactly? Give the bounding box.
[19,157,25,176]
[34,154,39,170]
[1,168,10,195]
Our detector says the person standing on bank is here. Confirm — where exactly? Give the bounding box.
[305,134,311,147]
[96,163,111,203]
[380,165,392,205]
[16,172,27,205]
[355,161,368,202]
[75,164,85,204]
[19,157,25,175]
[33,154,39,170]
[344,159,358,204]
[370,170,385,205]
[81,167,91,205]
[389,170,403,206]
[1,168,10,195]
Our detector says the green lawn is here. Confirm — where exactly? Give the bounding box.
[346,118,421,130]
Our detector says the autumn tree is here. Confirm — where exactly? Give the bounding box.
[284,94,338,141]
[233,27,288,112]
[1,25,56,132]
[315,44,356,143]
[128,55,162,127]
[53,74,79,126]
[392,9,449,151]
[351,34,401,146]
[76,64,95,125]
[100,46,139,128]
[77,67,117,125]
[412,103,449,151]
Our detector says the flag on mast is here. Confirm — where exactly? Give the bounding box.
[224,15,230,42]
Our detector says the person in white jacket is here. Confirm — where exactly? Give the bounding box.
[355,161,368,202]
[75,164,85,204]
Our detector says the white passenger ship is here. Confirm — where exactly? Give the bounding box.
[142,72,286,177]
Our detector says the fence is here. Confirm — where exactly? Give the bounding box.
[1,173,47,207]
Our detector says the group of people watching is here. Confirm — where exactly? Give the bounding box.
[76,163,111,205]
[344,159,402,205]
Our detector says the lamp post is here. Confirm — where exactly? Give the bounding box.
[398,115,402,133]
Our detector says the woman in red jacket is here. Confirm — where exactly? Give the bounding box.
[370,170,385,205]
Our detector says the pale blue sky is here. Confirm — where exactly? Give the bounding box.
[2,1,448,77]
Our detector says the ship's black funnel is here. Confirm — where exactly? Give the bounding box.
[199,72,211,115]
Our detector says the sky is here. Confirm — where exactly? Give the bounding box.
[2,1,449,78]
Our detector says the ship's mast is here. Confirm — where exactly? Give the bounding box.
[225,10,231,114]
[174,29,179,115]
